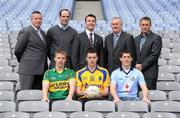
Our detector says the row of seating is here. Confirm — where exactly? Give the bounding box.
[1,89,180,102]
[0,111,177,118]
[0,100,180,117]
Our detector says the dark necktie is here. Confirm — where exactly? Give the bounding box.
[113,34,119,47]
[140,33,147,51]
[89,33,93,46]
[37,29,44,43]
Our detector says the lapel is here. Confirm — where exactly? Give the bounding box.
[83,31,94,47]
[140,32,153,54]
[114,31,124,50]
[93,33,98,46]
[108,33,114,51]
[30,25,46,45]
[136,35,141,55]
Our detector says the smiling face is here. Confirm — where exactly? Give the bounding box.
[85,16,96,32]
[59,10,70,26]
[31,13,42,29]
[111,18,123,34]
[120,53,133,68]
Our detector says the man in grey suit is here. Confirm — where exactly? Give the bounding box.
[104,17,136,74]
[135,17,162,90]
[46,9,79,71]
[77,14,104,69]
[15,11,48,90]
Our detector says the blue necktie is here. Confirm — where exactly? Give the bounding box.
[140,37,146,51]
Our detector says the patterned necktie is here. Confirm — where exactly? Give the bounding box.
[37,29,44,43]
[113,34,119,47]
[89,33,93,46]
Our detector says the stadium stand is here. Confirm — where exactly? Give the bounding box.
[0,0,180,117]
[33,112,67,118]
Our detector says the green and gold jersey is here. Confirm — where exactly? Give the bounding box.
[43,68,75,100]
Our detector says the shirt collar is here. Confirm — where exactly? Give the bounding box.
[86,29,94,37]
[58,23,69,30]
[85,65,99,73]
[119,66,133,74]
[53,67,68,73]
[113,31,122,36]
[140,30,152,38]
[31,24,39,31]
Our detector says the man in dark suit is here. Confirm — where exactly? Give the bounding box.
[135,17,162,90]
[104,17,136,74]
[15,11,47,90]
[46,9,79,71]
[77,14,104,69]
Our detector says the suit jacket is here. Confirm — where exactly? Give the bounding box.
[15,25,48,75]
[135,31,162,79]
[104,31,136,74]
[78,31,104,69]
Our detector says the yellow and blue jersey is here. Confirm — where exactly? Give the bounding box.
[76,65,110,92]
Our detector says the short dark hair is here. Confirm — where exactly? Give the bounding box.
[119,50,133,58]
[140,16,151,26]
[31,11,41,15]
[55,49,67,59]
[59,9,71,16]
[86,48,98,57]
[85,14,96,22]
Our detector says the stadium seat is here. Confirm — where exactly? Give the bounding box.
[156,82,180,93]
[151,101,180,117]
[52,100,82,117]
[138,90,167,101]
[0,82,14,91]
[18,101,49,113]
[0,91,14,101]
[106,112,140,118]
[70,111,103,118]
[33,112,67,118]
[143,112,177,118]
[0,112,30,118]
[0,101,16,113]
[168,90,180,101]
[157,72,175,82]
[117,101,148,117]
[16,90,42,102]
[84,100,115,117]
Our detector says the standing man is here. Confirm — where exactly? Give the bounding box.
[78,14,104,69]
[110,50,150,104]
[42,49,75,102]
[46,9,79,70]
[14,11,47,90]
[104,17,136,74]
[135,17,162,90]
[76,48,110,104]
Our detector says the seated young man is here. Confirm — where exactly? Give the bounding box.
[42,49,75,103]
[110,50,150,104]
[76,48,110,104]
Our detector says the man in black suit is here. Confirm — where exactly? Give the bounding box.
[77,14,104,69]
[15,11,47,90]
[135,17,162,90]
[46,9,79,71]
[104,17,136,74]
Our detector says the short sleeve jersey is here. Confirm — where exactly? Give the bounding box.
[111,67,145,98]
[76,66,110,92]
[43,68,75,100]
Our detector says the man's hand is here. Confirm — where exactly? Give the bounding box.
[142,97,151,104]
[136,64,143,71]
[41,97,49,102]
[113,97,121,104]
